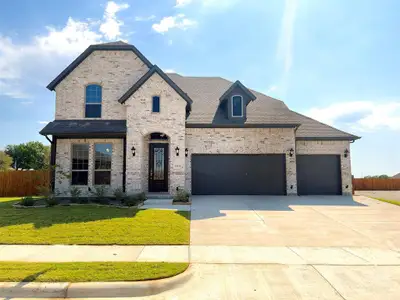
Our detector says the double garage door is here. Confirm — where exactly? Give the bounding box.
[191,154,342,195]
[192,154,286,195]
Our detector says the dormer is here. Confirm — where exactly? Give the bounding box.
[219,80,257,122]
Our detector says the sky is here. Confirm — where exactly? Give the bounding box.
[0,0,399,177]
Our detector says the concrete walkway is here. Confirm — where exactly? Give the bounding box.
[1,244,400,266]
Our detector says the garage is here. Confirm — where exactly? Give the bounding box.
[296,155,342,195]
[191,154,286,195]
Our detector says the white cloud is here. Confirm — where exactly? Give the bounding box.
[152,14,197,34]
[100,1,129,40]
[277,0,298,74]
[304,101,400,132]
[36,18,102,56]
[135,15,156,22]
[20,101,33,105]
[0,1,134,99]
[38,121,50,125]
[176,0,193,7]
[164,69,176,73]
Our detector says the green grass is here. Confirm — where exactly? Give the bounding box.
[372,197,400,207]
[0,197,190,245]
[0,262,189,282]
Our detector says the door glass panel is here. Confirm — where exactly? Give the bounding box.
[153,148,164,180]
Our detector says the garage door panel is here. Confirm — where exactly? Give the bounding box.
[192,154,286,195]
[297,155,341,195]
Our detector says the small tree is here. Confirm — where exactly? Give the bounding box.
[0,151,12,171]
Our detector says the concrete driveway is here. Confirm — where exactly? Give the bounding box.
[190,195,400,250]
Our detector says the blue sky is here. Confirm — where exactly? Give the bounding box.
[0,0,399,177]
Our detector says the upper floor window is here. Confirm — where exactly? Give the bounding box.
[232,95,243,117]
[152,96,160,113]
[85,84,102,118]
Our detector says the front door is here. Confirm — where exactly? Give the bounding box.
[149,143,169,192]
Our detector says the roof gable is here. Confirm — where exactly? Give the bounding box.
[219,80,256,102]
[46,42,153,91]
[118,65,193,109]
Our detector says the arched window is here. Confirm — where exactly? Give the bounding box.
[231,95,243,117]
[85,84,102,118]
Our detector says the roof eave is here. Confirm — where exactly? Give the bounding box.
[219,80,257,102]
[296,136,361,141]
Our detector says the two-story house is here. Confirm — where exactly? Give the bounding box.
[40,41,360,197]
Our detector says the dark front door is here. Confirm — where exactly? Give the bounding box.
[191,154,286,195]
[149,143,168,192]
[296,155,342,195]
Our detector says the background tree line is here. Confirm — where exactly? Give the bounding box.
[0,141,50,171]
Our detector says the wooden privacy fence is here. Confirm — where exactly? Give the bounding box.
[0,170,50,197]
[353,178,400,191]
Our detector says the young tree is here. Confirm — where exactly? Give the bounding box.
[5,141,50,170]
[0,151,13,171]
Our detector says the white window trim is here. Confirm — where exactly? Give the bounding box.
[231,95,244,117]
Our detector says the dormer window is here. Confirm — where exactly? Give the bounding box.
[85,84,102,118]
[231,95,243,117]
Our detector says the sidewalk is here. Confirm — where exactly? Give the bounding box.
[1,244,400,265]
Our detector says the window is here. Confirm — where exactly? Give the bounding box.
[71,144,89,185]
[85,84,102,118]
[232,95,243,117]
[152,96,160,113]
[94,144,112,185]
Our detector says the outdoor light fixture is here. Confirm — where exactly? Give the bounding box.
[185,148,189,157]
[289,148,294,157]
[131,146,136,157]
[175,147,180,156]
[344,149,349,158]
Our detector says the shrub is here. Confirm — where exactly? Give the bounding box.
[174,189,190,202]
[123,193,146,207]
[20,196,36,207]
[90,186,109,204]
[69,186,81,203]
[45,196,59,207]
[113,187,126,202]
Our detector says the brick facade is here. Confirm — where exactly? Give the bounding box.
[55,138,124,196]
[55,50,149,120]
[185,128,297,195]
[124,73,187,194]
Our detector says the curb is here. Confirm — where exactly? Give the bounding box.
[0,265,192,298]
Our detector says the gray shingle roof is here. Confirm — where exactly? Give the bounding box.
[40,120,126,136]
[167,73,359,140]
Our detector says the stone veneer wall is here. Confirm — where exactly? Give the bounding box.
[54,50,149,120]
[185,128,297,195]
[296,140,352,195]
[55,138,124,196]
[125,73,187,194]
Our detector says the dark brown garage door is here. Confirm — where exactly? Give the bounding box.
[296,155,342,195]
[191,154,286,195]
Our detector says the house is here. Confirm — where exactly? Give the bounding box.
[40,41,360,196]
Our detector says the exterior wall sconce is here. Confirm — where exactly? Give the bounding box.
[344,149,349,158]
[131,146,136,157]
[175,147,180,156]
[185,148,189,157]
[289,148,294,157]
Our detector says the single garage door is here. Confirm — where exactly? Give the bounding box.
[296,155,342,195]
[191,154,286,195]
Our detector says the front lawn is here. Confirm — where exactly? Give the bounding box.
[0,262,189,282]
[372,197,400,207]
[0,197,190,245]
